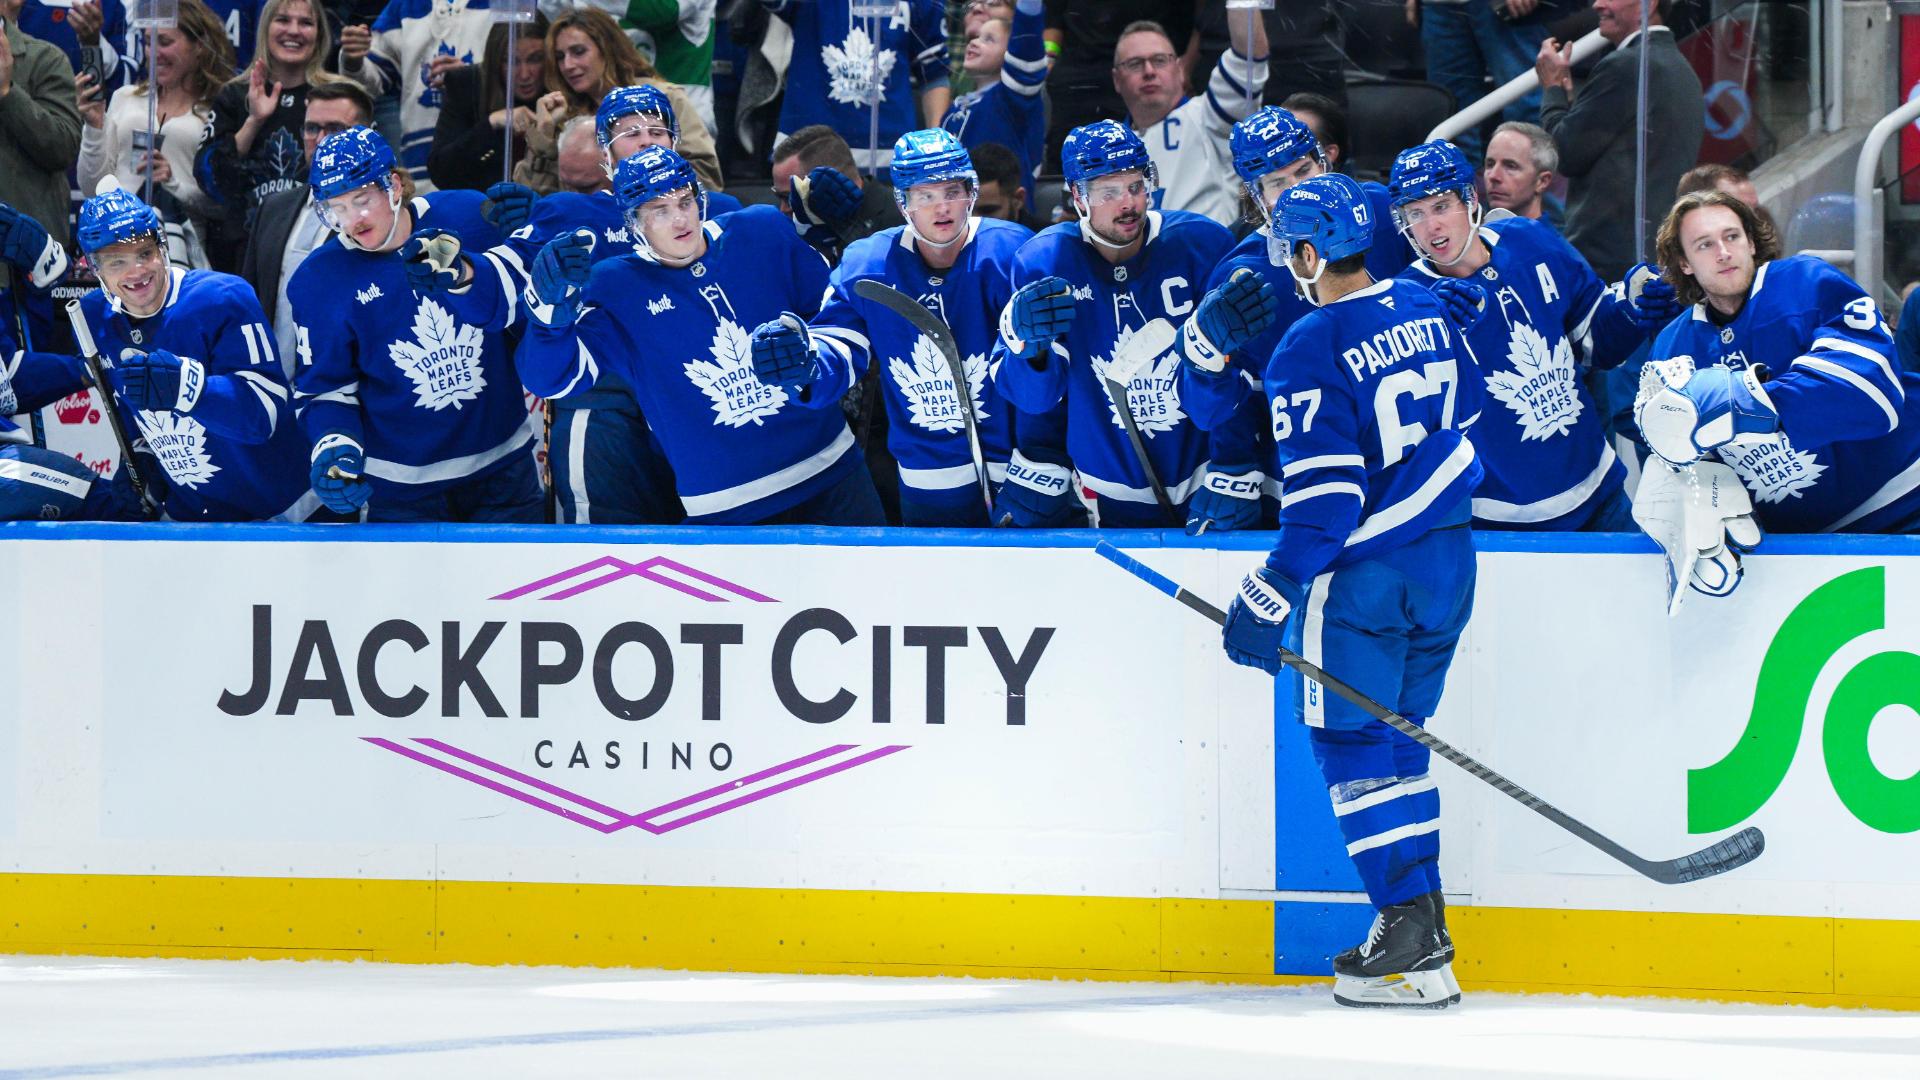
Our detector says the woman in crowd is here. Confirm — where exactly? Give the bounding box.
[429,12,551,192]
[514,7,721,194]
[75,0,234,270]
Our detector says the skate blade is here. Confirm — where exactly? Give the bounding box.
[1332,964,1462,1010]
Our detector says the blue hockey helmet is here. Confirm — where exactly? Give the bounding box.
[309,126,399,202]
[1229,107,1323,188]
[613,145,706,256]
[76,178,163,255]
[890,128,976,193]
[1387,140,1481,264]
[596,84,678,149]
[1061,119,1157,191]
[1269,173,1374,286]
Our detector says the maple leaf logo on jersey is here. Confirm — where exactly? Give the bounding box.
[388,297,487,411]
[887,336,989,434]
[1485,321,1582,441]
[133,409,219,490]
[684,319,788,427]
[822,27,894,106]
[1091,324,1186,436]
[1718,433,1827,505]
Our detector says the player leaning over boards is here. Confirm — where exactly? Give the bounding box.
[289,127,541,523]
[517,147,886,526]
[1630,189,1920,599]
[1223,174,1485,1009]
[1389,140,1681,532]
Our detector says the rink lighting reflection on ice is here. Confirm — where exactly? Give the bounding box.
[534,976,1003,1005]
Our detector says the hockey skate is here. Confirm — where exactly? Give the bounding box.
[1331,892,1461,1009]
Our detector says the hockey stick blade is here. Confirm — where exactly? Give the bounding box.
[1102,319,1181,527]
[1092,541,1767,885]
[851,279,995,520]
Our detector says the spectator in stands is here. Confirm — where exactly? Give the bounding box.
[947,0,1011,96]
[0,0,83,249]
[200,0,343,271]
[941,0,1045,209]
[622,0,719,131]
[553,114,608,194]
[1677,162,1754,208]
[238,80,373,375]
[1194,0,1344,108]
[514,8,719,193]
[337,0,496,187]
[760,0,948,174]
[24,0,131,90]
[77,0,232,271]
[968,141,1042,229]
[1482,120,1555,220]
[1114,15,1266,225]
[428,14,548,193]
[1536,0,1702,282]
[1281,91,1347,172]
[771,124,904,261]
[1418,0,1571,160]
[1042,0,1193,172]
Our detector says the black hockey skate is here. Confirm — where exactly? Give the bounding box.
[1331,892,1461,1009]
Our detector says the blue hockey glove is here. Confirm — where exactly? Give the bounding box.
[999,276,1076,361]
[401,228,469,294]
[1622,262,1682,331]
[1431,278,1487,333]
[1634,357,1780,468]
[789,165,862,230]
[529,228,596,325]
[749,312,820,391]
[118,348,204,413]
[1222,566,1301,675]
[1185,467,1266,535]
[482,181,538,235]
[1180,268,1278,373]
[0,202,65,286]
[310,433,371,514]
[992,449,1079,527]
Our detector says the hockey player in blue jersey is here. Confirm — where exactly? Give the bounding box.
[748,128,1028,526]
[1388,140,1681,531]
[761,0,951,174]
[1223,174,1485,1009]
[940,0,1046,208]
[517,146,885,525]
[288,127,541,522]
[0,183,317,522]
[993,120,1238,528]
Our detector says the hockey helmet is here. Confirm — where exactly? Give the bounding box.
[309,126,399,202]
[1060,120,1157,191]
[890,128,977,194]
[596,84,679,148]
[1229,107,1323,188]
[1269,173,1374,274]
[76,177,163,256]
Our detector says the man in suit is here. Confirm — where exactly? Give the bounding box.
[1535,0,1703,282]
[240,81,375,377]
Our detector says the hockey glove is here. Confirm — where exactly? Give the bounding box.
[482,181,538,235]
[1634,356,1780,468]
[0,202,67,287]
[1222,566,1301,675]
[1431,279,1488,333]
[310,433,371,514]
[528,228,596,326]
[1632,459,1762,615]
[789,166,862,230]
[992,448,1079,527]
[999,276,1076,361]
[1185,467,1266,535]
[1180,268,1278,373]
[0,355,17,417]
[118,348,205,413]
[402,228,469,294]
[1622,262,1682,331]
[749,313,821,391]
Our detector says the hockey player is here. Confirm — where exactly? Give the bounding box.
[748,128,1028,526]
[1223,173,1484,1009]
[0,183,317,521]
[760,0,950,175]
[517,146,885,525]
[940,0,1046,208]
[1389,140,1681,531]
[1634,188,1920,546]
[288,127,541,522]
[994,120,1237,528]
[0,200,69,434]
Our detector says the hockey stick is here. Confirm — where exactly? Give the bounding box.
[852,278,995,519]
[1092,541,1765,885]
[1102,319,1180,526]
[66,299,159,519]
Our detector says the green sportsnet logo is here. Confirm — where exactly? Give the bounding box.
[1689,567,1920,835]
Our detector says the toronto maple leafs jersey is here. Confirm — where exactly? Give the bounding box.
[765,0,949,172]
[516,204,853,524]
[1263,277,1486,586]
[289,191,534,499]
[348,0,496,186]
[995,210,1236,509]
[806,217,1028,508]
[4,269,313,521]
[939,0,1045,205]
[1400,217,1648,529]
[1650,255,1920,533]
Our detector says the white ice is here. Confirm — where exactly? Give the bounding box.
[2,956,1916,1079]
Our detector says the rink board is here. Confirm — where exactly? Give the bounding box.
[1,524,1916,1009]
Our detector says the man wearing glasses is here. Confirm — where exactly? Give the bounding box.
[1113,14,1266,227]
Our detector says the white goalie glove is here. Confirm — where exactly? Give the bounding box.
[1631,459,1763,616]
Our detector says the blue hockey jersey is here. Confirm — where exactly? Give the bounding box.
[516,204,853,524]
[1650,255,1920,533]
[1263,277,1486,586]
[765,0,949,172]
[939,0,1045,206]
[806,216,1028,508]
[288,190,534,499]
[1400,217,1646,529]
